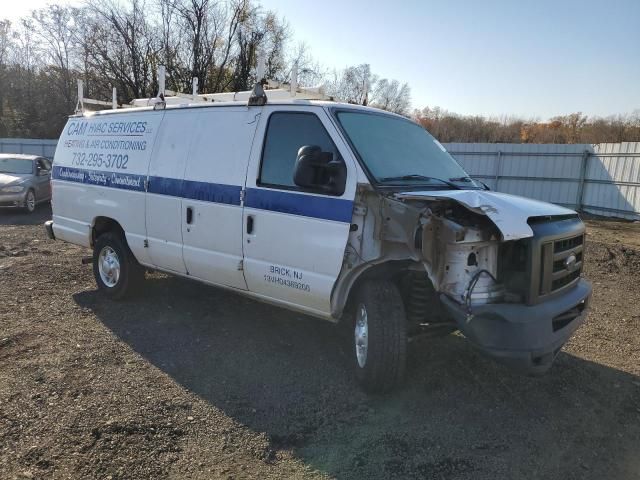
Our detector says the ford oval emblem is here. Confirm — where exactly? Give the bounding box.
[564,254,577,271]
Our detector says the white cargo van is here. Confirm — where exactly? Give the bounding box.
[45,86,591,392]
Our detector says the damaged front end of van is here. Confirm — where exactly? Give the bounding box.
[334,187,592,374]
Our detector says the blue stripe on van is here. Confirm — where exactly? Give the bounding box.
[181,179,242,206]
[147,175,182,197]
[53,166,353,222]
[146,177,241,205]
[245,188,353,223]
[53,165,145,191]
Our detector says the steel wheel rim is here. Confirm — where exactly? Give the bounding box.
[355,304,369,368]
[98,246,120,288]
[26,191,35,211]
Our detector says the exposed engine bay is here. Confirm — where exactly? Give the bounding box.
[417,202,505,307]
[334,186,584,319]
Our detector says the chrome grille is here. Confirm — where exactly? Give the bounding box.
[539,234,584,296]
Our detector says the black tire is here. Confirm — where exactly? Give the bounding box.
[351,280,408,393]
[23,189,36,214]
[92,231,144,300]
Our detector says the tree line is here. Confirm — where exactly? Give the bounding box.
[413,107,640,144]
[0,1,637,144]
[0,0,411,139]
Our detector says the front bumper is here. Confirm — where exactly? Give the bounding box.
[44,220,55,240]
[440,278,592,374]
[0,191,27,208]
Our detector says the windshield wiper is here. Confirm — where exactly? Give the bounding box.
[449,176,473,182]
[378,174,463,189]
[450,176,490,190]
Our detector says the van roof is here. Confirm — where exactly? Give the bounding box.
[71,99,407,120]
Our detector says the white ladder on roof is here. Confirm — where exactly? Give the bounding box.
[76,58,332,112]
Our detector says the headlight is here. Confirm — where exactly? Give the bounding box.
[2,185,25,193]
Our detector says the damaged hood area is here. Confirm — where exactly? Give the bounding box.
[395,190,576,240]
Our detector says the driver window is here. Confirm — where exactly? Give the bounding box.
[259,112,341,190]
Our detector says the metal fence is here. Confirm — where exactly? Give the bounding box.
[444,142,640,220]
[1,138,638,220]
[0,138,58,160]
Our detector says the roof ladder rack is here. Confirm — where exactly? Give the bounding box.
[76,80,118,113]
[128,59,333,108]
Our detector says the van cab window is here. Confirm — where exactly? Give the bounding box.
[259,112,341,190]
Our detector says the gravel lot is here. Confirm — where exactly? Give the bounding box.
[1,206,639,480]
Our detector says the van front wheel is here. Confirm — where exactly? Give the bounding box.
[352,280,407,393]
[93,232,144,300]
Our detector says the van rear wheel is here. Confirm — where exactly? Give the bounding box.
[352,280,407,393]
[93,231,144,300]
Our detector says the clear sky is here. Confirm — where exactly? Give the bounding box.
[261,0,640,119]
[4,0,639,118]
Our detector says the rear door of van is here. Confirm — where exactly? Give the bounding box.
[242,106,357,317]
[180,107,255,290]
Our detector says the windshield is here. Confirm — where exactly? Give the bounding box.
[0,158,33,175]
[335,111,482,189]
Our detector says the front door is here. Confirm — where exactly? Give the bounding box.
[242,107,357,317]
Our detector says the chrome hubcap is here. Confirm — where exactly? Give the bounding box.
[98,246,120,288]
[26,192,35,211]
[355,304,369,368]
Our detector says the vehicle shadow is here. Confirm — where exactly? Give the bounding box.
[74,274,640,480]
[0,203,51,226]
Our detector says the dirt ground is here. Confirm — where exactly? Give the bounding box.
[0,205,639,480]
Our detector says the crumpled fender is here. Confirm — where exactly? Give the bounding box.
[395,190,577,240]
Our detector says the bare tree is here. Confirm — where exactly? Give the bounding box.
[371,78,411,115]
[31,6,78,107]
[84,0,161,100]
[209,0,247,92]
[0,20,13,131]
[327,64,374,105]
[282,42,326,87]
[231,5,288,91]
[158,0,226,93]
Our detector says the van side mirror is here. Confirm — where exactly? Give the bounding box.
[293,145,347,196]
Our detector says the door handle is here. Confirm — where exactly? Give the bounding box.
[186,206,194,224]
[246,215,254,234]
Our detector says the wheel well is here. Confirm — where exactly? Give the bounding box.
[338,261,451,334]
[340,260,413,322]
[92,217,124,246]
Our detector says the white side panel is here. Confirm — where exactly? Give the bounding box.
[243,208,351,313]
[52,111,164,265]
[145,110,197,273]
[181,108,255,289]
